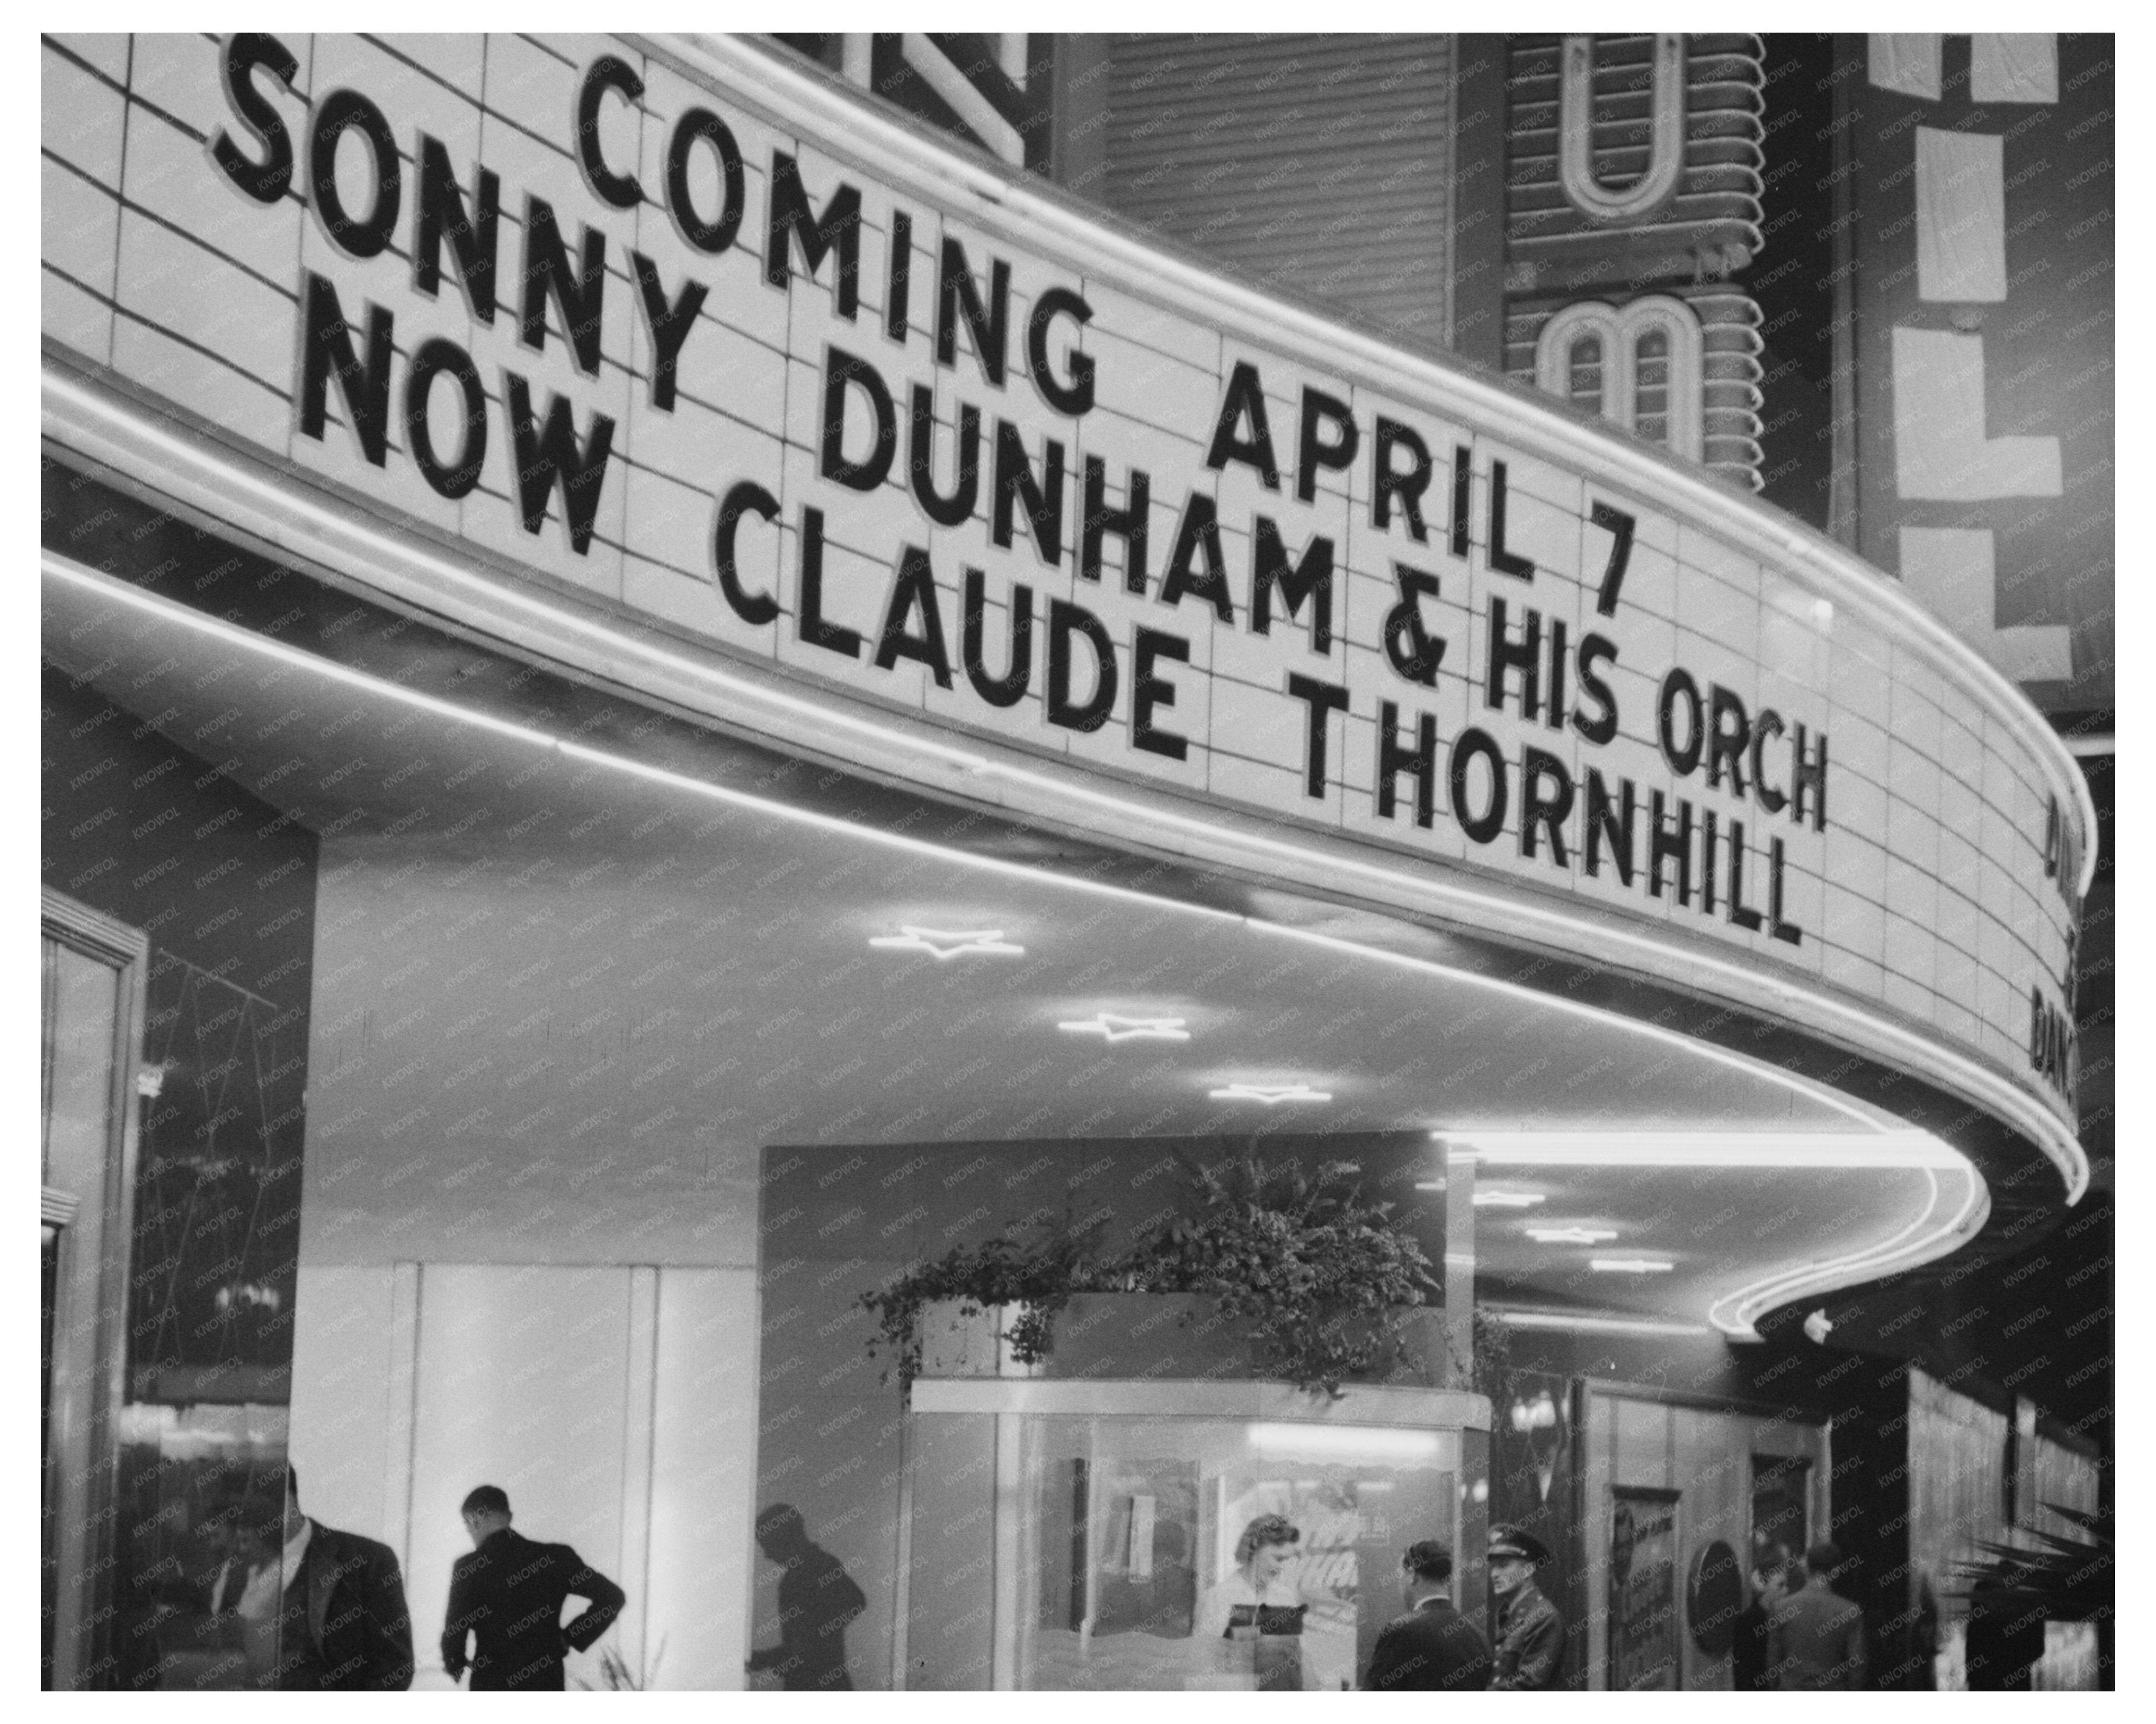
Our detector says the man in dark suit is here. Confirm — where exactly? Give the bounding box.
[1769,1540,1867,1690]
[217,1467,414,1689]
[1363,1539,1493,1691]
[440,1485,626,1691]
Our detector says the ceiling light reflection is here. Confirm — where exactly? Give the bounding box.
[1057,1013,1191,1044]
[868,926,1025,960]
[1208,1083,1331,1105]
[1246,1423,1441,1461]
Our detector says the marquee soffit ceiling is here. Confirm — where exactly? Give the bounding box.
[45,559,1983,1340]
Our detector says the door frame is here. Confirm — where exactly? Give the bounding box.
[43,887,150,1689]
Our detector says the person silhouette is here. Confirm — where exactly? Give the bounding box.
[745,1504,866,1691]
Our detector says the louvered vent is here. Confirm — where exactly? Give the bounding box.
[1099,34,1455,352]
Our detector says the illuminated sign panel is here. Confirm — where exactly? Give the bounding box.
[39,32,2084,1136]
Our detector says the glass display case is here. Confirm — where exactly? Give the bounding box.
[903,1378,1489,1691]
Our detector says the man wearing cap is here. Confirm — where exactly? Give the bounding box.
[1487,1525,1565,1690]
[1363,1540,1493,1690]
[440,1485,626,1690]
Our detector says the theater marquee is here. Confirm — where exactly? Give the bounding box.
[40,33,2089,1176]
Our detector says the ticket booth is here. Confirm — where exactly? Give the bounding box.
[896,1299,1490,1691]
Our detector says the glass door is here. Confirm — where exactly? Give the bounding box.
[41,892,148,1689]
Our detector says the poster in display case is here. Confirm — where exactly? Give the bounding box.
[1608,1487,1682,1690]
[1011,1412,1458,1690]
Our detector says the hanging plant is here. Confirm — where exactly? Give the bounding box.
[857,1218,1110,1389]
[1116,1154,1441,1398]
[858,1156,1443,1398]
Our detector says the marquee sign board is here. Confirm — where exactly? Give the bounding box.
[39,33,2087,1151]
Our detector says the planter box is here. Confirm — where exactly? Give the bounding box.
[916,1299,1044,1378]
[916,1293,1452,1389]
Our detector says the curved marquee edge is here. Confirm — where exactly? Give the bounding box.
[653,31,2097,903]
[41,359,2090,1209]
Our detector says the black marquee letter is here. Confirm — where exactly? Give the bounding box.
[1372,417,1432,542]
[576,54,645,209]
[213,33,298,204]
[1450,727,1509,845]
[520,198,607,376]
[504,372,616,553]
[1026,286,1095,416]
[666,109,746,254]
[404,338,487,499]
[413,136,499,324]
[820,348,896,491]
[1250,519,1334,654]
[797,506,861,660]
[713,481,781,626]
[1131,628,1190,761]
[1205,361,1281,489]
[875,547,955,688]
[765,152,861,320]
[1285,672,1350,798]
[1658,668,1704,776]
[1487,458,1536,579]
[297,272,392,467]
[310,89,401,259]
[907,385,980,526]
[963,568,1032,707]
[631,252,708,411]
[1296,386,1359,504]
[936,236,1009,386]
[1047,599,1118,732]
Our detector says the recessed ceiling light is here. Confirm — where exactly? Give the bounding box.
[1207,1083,1331,1105]
[1590,1258,1674,1273]
[1527,1227,1617,1244]
[868,926,1025,960]
[1057,1013,1191,1044]
[1472,1191,1545,1209]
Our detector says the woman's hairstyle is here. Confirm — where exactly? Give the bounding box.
[1234,1513,1301,1567]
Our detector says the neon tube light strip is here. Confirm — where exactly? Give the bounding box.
[42,555,1995,1333]
[47,553,1882,1132]
[1251,921,1887,1133]
[42,368,2088,1206]
[1484,1308,1714,1339]
[1708,1165,1987,1338]
[1440,1132,1969,1169]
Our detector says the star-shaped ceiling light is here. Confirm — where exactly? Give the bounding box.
[1206,1082,1332,1105]
[1472,1191,1546,1209]
[1057,1013,1191,1044]
[867,926,1025,960]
